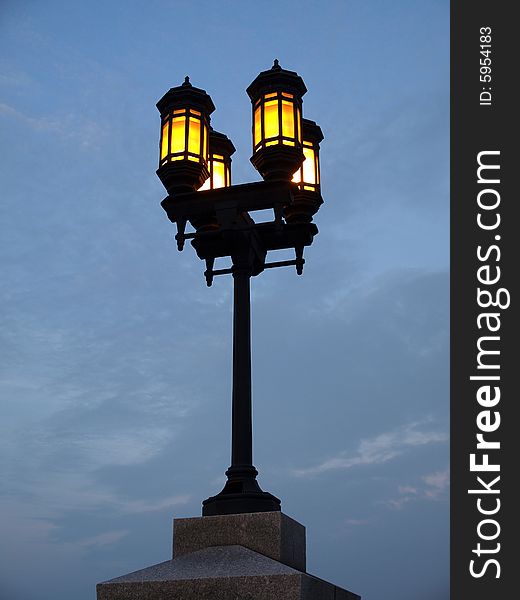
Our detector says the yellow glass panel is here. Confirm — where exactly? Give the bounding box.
[266,140,278,146]
[188,117,201,156]
[316,154,320,184]
[203,124,208,161]
[212,161,226,189]
[281,101,294,140]
[190,109,201,116]
[226,165,231,186]
[265,92,277,99]
[213,154,224,160]
[302,146,316,184]
[173,109,185,114]
[170,155,183,161]
[254,106,261,146]
[264,100,279,139]
[160,120,169,160]
[188,155,199,162]
[282,92,294,98]
[170,116,186,154]
[296,107,301,142]
[283,140,295,146]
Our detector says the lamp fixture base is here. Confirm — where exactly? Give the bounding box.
[250,146,304,182]
[156,160,209,196]
[202,465,281,516]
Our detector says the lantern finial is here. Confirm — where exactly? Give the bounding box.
[272,59,280,70]
[183,75,191,86]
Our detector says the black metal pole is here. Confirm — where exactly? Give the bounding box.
[202,248,281,516]
[230,265,253,468]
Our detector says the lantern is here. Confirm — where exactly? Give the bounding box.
[156,76,215,195]
[286,119,324,223]
[246,59,306,181]
[199,129,235,191]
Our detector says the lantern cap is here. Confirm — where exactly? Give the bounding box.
[157,76,215,116]
[246,60,307,101]
[302,118,324,144]
[209,127,236,157]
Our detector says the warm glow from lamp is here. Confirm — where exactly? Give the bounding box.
[293,142,320,192]
[292,143,317,187]
[281,100,294,140]
[252,92,301,151]
[198,129,235,191]
[212,158,226,188]
[156,76,215,195]
[199,153,229,190]
[291,119,322,194]
[247,60,307,181]
[254,106,261,146]
[188,117,201,159]
[170,116,186,155]
[160,121,168,161]
[264,100,279,139]
[159,109,208,165]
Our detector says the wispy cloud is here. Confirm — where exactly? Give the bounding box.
[345,518,372,527]
[422,469,449,499]
[66,427,175,468]
[76,530,129,548]
[0,102,105,147]
[293,421,447,477]
[382,468,449,510]
[117,494,191,515]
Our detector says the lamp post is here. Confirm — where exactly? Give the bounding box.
[158,60,324,516]
[96,60,358,600]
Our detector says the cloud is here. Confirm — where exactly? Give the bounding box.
[76,530,129,548]
[422,469,449,499]
[65,427,175,468]
[344,518,372,527]
[293,420,447,477]
[398,485,418,496]
[383,495,416,511]
[382,468,449,510]
[116,494,191,515]
[0,101,105,147]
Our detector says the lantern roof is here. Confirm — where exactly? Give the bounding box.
[209,128,236,157]
[246,59,307,101]
[157,76,216,115]
[302,118,324,144]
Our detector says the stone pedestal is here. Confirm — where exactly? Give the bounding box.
[97,512,360,600]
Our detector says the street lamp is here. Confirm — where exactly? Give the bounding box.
[286,118,324,223]
[247,59,306,181]
[199,128,235,191]
[156,76,214,195]
[158,61,324,516]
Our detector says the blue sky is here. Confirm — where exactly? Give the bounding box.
[0,1,449,599]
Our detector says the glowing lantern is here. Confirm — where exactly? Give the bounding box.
[199,129,235,191]
[156,76,215,195]
[246,59,306,181]
[286,119,324,223]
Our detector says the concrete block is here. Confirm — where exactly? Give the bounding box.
[96,545,360,600]
[173,511,306,571]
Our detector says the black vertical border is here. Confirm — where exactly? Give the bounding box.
[451,1,516,598]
